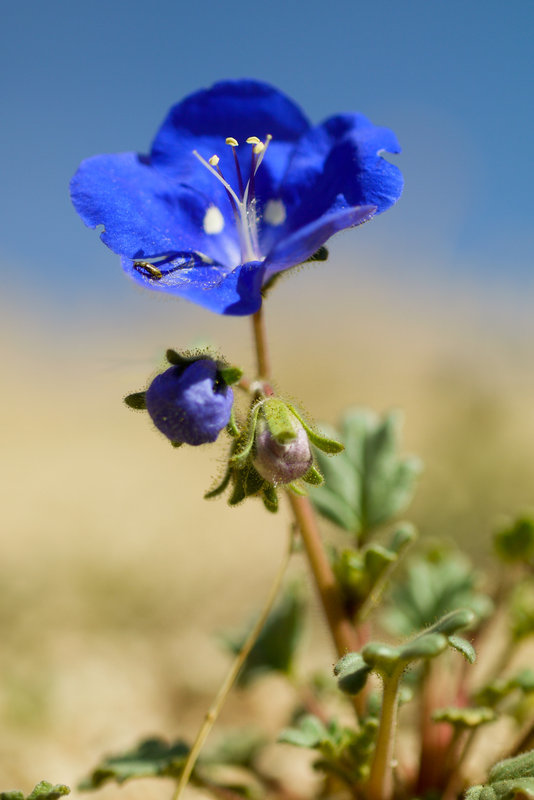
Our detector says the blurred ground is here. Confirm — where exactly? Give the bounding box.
[2,258,534,795]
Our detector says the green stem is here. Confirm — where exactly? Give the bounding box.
[367,670,402,800]
[172,531,293,800]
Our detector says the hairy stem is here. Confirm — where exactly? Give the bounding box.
[367,670,402,800]
[250,307,360,659]
[287,492,360,656]
[172,532,293,800]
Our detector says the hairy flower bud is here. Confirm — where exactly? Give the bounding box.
[252,417,313,485]
[145,359,233,445]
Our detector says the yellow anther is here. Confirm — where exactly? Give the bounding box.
[225,137,239,146]
[246,136,261,145]
[253,142,265,155]
[208,155,220,166]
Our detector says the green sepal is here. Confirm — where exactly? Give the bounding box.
[1,785,70,800]
[302,465,324,486]
[448,634,476,663]
[262,485,279,513]
[288,482,308,496]
[334,653,372,695]
[263,398,298,444]
[227,407,240,438]
[205,467,232,499]
[170,440,183,448]
[218,365,243,386]
[288,404,344,454]
[228,464,265,505]
[230,402,262,467]
[228,469,247,505]
[305,245,329,263]
[165,348,197,366]
[433,706,496,728]
[78,737,189,789]
[124,391,147,410]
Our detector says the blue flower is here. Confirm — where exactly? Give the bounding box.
[71,80,402,316]
[145,359,233,445]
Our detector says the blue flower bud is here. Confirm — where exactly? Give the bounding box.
[145,359,233,445]
[253,417,313,485]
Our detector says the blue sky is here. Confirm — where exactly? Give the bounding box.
[1,0,533,319]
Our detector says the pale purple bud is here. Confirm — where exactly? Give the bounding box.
[253,418,313,485]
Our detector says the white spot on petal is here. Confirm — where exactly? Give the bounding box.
[264,199,287,226]
[203,205,224,235]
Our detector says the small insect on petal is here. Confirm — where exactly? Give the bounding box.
[133,261,163,280]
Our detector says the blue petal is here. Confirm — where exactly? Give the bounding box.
[152,79,309,151]
[70,152,240,265]
[122,255,266,316]
[263,204,377,281]
[150,80,310,216]
[279,113,403,231]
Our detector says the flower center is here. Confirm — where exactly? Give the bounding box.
[193,134,272,263]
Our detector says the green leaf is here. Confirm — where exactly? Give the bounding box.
[509,582,534,641]
[489,751,534,783]
[361,642,400,675]
[494,515,534,564]
[124,391,147,410]
[205,729,266,769]
[310,408,421,537]
[279,715,328,748]
[426,608,477,636]
[310,487,359,531]
[448,634,476,663]
[2,785,70,800]
[433,706,496,728]
[383,549,492,637]
[334,653,372,695]
[79,738,189,789]
[220,587,305,686]
[466,751,534,800]
[397,632,448,662]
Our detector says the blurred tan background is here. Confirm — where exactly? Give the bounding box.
[2,257,534,795]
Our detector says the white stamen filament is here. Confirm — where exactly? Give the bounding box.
[192,134,273,264]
